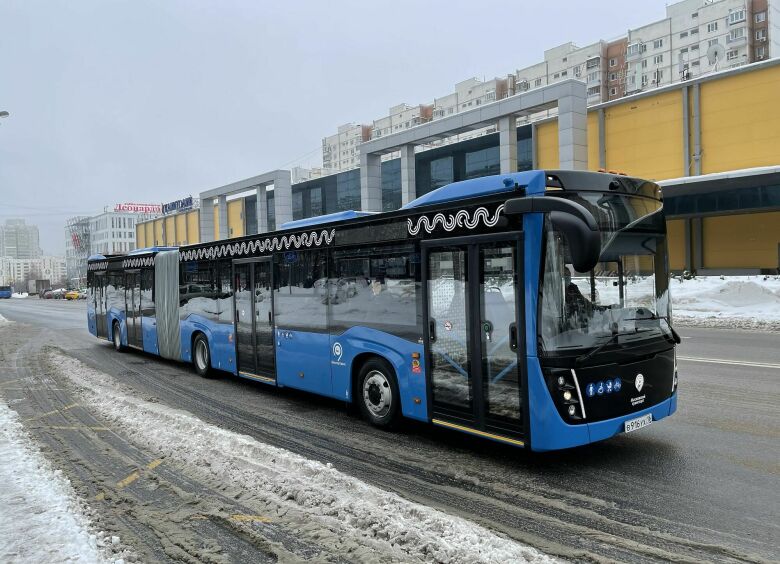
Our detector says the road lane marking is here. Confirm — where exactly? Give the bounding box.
[146,458,163,470]
[116,471,141,488]
[678,356,780,370]
[23,403,79,422]
[116,459,164,489]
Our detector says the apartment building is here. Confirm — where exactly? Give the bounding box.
[0,256,66,287]
[0,219,41,259]
[322,123,372,173]
[372,103,433,140]
[606,38,629,100]
[320,0,778,172]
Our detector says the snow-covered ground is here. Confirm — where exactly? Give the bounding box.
[0,313,12,326]
[11,292,28,298]
[671,276,780,330]
[0,402,110,563]
[52,351,555,564]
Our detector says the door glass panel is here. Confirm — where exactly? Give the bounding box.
[253,261,275,376]
[480,243,522,429]
[129,274,142,346]
[234,264,254,374]
[428,248,473,419]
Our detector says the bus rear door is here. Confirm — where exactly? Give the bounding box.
[423,234,526,445]
[124,271,143,349]
[94,273,108,339]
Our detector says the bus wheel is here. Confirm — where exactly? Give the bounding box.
[358,358,399,428]
[112,321,123,352]
[193,334,211,378]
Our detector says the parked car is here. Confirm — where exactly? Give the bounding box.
[51,288,67,299]
[41,288,53,299]
[65,289,80,300]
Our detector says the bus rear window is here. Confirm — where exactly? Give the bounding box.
[0,286,11,292]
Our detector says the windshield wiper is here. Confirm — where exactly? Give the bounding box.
[619,314,682,344]
[575,327,653,366]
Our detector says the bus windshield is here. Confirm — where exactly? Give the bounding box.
[540,192,672,354]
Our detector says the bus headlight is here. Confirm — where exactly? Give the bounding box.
[568,405,577,416]
[563,390,572,401]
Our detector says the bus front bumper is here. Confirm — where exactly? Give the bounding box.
[531,392,678,452]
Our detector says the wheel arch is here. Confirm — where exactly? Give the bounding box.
[350,352,396,405]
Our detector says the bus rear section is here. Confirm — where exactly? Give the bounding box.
[0,286,12,299]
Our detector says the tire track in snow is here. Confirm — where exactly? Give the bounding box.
[51,349,555,564]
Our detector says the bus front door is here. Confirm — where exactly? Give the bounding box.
[125,272,142,349]
[424,235,525,442]
[233,258,276,383]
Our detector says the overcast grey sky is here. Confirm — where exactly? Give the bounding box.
[0,0,669,255]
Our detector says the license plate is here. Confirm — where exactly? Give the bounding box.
[624,413,653,434]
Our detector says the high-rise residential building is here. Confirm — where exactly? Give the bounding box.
[322,123,372,173]
[321,0,779,172]
[0,256,66,287]
[0,219,41,259]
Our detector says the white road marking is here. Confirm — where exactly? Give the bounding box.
[678,356,780,370]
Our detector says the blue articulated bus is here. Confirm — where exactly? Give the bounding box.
[87,170,680,451]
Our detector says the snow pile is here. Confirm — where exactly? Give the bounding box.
[53,352,555,564]
[0,402,108,563]
[671,276,780,330]
[11,292,28,298]
[0,313,11,326]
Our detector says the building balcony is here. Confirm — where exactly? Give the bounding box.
[726,34,747,46]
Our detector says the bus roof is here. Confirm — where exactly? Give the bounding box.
[402,170,547,209]
[127,246,178,255]
[280,210,377,230]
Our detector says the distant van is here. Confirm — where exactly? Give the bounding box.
[0,286,12,299]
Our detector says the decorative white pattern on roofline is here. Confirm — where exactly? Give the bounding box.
[179,229,335,261]
[407,204,504,236]
[122,256,154,269]
[87,261,108,271]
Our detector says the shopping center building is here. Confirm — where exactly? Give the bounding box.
[137,58,780,274]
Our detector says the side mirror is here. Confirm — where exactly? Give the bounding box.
[504,196,601,272]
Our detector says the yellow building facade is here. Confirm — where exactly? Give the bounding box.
[135,209,200,248]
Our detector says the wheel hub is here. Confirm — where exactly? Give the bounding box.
[363,371,391,418]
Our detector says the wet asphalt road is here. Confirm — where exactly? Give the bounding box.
[1,298,778,563]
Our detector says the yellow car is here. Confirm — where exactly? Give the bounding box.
[65,289,80,300]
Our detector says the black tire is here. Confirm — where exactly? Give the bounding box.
[193,334,212,378]
[357,357,400,428]
[112,321,124,352]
